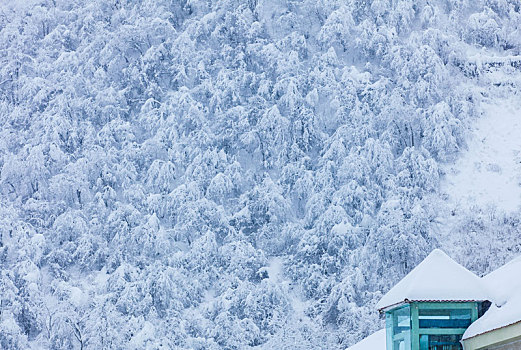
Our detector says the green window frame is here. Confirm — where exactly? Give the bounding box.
[386,305,411,350]
[412,302,479,350]
[384,302,480,350]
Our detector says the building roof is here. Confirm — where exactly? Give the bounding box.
[463,255,521,340]
[346,329,386,350]
[376,249,490,310]
[482,255,521,306]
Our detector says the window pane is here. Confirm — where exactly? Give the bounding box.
[386,313,393,350]
[420,335,429,350]
[393,306,411,335]
[419,334,463,350]
[418,308,472,329]
[386,306,411,350]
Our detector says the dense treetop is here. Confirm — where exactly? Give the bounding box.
[1,0,521,349]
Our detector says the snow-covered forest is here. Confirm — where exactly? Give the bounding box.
[1,0,521,349]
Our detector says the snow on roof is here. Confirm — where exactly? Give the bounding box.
[377,249,490,310]
[463,297,521,340]
[482,255,521,306]
[463,255,521,340]
[346,329,386,350]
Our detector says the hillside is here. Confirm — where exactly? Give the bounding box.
[1,0,521,349]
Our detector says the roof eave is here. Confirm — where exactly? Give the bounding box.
[462,318,521,341]
[378,300,408,313]
[378,298,489,313]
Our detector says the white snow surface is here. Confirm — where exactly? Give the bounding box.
[264,256,311,315]
[346,329,386,350]
[442,98,521,212]
[463,256,521,339]
[376,249,490,310]
[483,255,521,306]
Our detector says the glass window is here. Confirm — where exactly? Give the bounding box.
[418,309,472,329]
[419,334,463,350]
[386,313,393,350]
[393,306,411,335]
[386,306,411,350]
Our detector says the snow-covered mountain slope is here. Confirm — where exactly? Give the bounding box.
[1,1,521,349]
[443,96,521,212]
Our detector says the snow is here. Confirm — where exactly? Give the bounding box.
[266,256,284,282]
[265,256,311,315]
[332,221,353,235]
[3,1,521,348]
[69,286,86,307]
[129,321,156,347]
[346,329,386,350]
[376,249,490,310]
[467,53,521,68]
[464,297,521,340]
[483,255,521,306]
[94,267,110,287]
[463,256,521,339]
[0,311,22,334]
[442,98,521,212]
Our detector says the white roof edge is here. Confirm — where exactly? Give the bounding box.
[462,318,521,341]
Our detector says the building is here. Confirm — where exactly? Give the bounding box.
[461,255,521,350]
[377,249,490,350]
[346,250,521,350]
